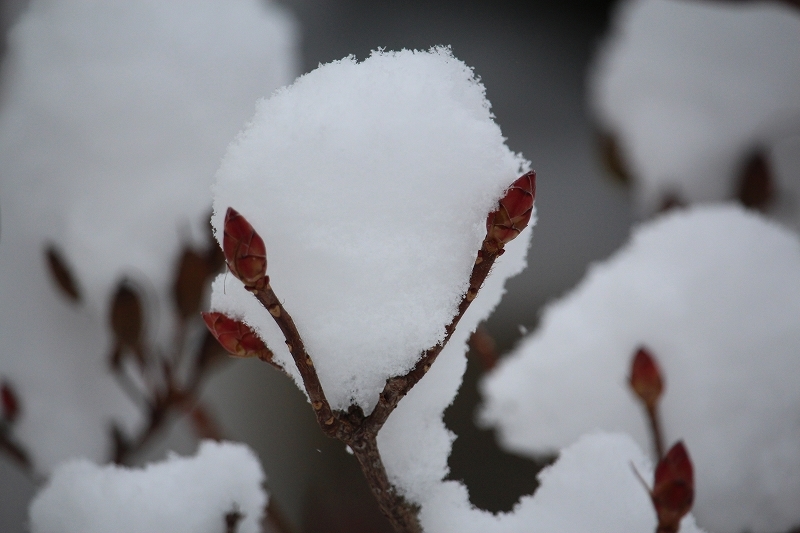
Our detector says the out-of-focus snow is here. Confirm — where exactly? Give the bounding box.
[0,0,297,472]
[210,47,530,414]
[420,432,704,533]
[481,204,800,533]
[29,440,267,533]
[589,0,800,215]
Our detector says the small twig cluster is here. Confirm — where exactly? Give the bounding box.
[107,232,228,464]
[43,222,229,466]
[204,172,536,533]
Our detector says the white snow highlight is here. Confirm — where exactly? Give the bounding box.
[29,441,267,533]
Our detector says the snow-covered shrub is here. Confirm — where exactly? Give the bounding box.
[0,0,297,472]
[29,440,266,533]
[589,0,800,217]
[481,204,800,533]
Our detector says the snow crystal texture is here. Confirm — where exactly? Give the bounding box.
[481,204,800,533]
[210,47,530,413]
[589,0,800,214]
[0,0,297,472]
[29,441,267,533]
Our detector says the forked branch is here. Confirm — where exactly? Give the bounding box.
[205,171,536,533]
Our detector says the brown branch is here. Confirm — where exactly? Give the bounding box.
[647,405,665,461]
[251,284,337,434]
[350,435,421,533]
[0,429,32,471]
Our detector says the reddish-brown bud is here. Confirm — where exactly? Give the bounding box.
[652,441,695,531]
[485,171,536,252]
[223,208,267,288]
[202,312,267,358]
[630,346,664,411]
[1,381,20,423]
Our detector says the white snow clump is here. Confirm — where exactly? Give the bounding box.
[210,47,531,414]
[29,440,267,533]
[0,0,297,472]
[481,204,800,533]
[589,0,800,214]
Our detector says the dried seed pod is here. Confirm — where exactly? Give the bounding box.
[223,208,267,288]
[485,171,536,253]
[45,244,81,302]
[629,346,664,411]
[172,247,209,319]
[202,312,270,358]
[1,380,20,423]
[652,441,695,533]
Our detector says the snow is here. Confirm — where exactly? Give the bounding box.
[0,0,297,472]
[29,440,267,533]
[481,204,800,533]
[589,0,800,214]
[419,432,704,533]
[210,47,531,414]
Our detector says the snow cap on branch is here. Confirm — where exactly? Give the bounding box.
[481,204,800,532]
[29,441,267,533]
[210,47,531,414]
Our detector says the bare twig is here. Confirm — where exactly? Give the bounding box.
[0,429,32,471]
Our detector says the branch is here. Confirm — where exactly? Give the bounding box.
[251,284,337,432]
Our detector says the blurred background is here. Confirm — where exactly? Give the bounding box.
[0,0,634,531]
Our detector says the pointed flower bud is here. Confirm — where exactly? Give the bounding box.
[485,171,536,253]
[223,208,267,288]
[652,441,695,531]
[202,312,267,358]
[1,380,20,423]
[629,346,664,411]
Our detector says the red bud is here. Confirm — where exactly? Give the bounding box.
[202,312,267,358]
[652,441,695,531]
[630,346,664,410]
[1,381,20,423]
[223,208,267,288]
[485,171,536,252]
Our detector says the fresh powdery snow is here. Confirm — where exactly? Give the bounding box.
[589,0,800,214]
[209,47,531,415]
[481,204,800,533]
[28,441,267,533]
[0,0,297,472]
